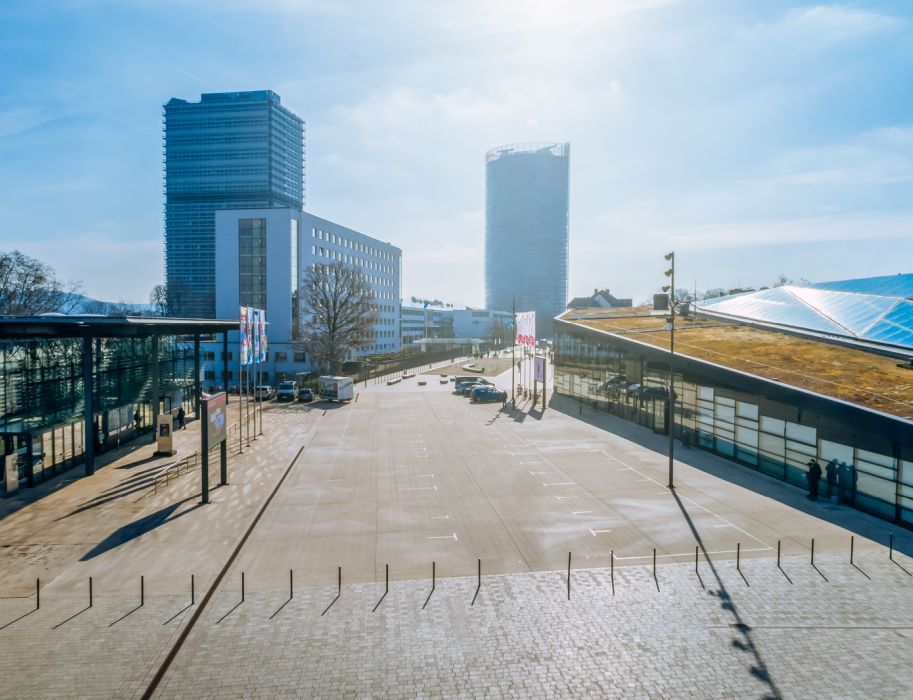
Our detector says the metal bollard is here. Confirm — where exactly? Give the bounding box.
[737,542,741,571]
[890,533,894,561]
[610,550,615,595]
[850,536,854,565]
[653,548,656,578]
[777,540,781,568]
[89,577,93,608]
[290,569,294,599]
[695,545,699,574]
[338,566,342,597]
[36,578,40,610]
[140,576,144,607]
[811,538,815,567]
[241,571,245,602]
[385,563,389,594]
[191,574,195,605]
[567,552,572,601]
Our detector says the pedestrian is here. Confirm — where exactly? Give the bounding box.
[133,409,141,430]
[177,406,186,430]
[825,459,838,499]
[806,458,822,501]
[838,462,851,503]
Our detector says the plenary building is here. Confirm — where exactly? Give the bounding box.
[554,274,913,527]
[485,142,569,339]
[202,208,401,387]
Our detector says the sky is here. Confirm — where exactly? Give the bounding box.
[0,0,912,307]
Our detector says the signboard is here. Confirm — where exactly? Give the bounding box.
[516,311,536,348]
[3,454,18,497]
[204,392,227,450]
[534,356,545,383]
[156,414,174,455]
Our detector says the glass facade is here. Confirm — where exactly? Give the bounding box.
[164,90,304,317]
[290,218,299,339]
[1,336,195,486]
[485,143,569,338]
[238,218,267,310]
[698,273,913,350]
[555,324,913,526]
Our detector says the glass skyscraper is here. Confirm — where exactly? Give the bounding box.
[485,142,569,338]
[164,90,305,318]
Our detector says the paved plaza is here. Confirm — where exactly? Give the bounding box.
[2,368,913,698]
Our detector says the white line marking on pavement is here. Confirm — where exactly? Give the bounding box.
[572,510,593,515]
[417,474,434,478]
[543,482,574,487]
[519,460,541,464]
[528,470,549,475]
[590,528,612,536]
[555,495,575,500]
[400,485,438,491]
[714,524,735,528]
[600,451,771,550]
[431,515,450,520]
[427,532,458,541]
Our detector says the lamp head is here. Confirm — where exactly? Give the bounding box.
[661,285,671,293]
[664,252,674,261]
[664,269,673,277]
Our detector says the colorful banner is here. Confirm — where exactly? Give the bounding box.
[516,311,536,348]
[252,308,261,363]
[240,306,250,366]
[259,309,268,362]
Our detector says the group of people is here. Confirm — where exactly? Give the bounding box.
[132,406,187,430]
[805,458,858,503]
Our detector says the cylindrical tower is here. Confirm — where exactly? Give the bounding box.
[485,142,569,338]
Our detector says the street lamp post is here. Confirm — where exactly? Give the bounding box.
[663,251,676,489]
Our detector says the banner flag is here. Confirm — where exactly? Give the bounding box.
[259,309,267,362]
[516,311,536,348]
[240,306,250,366]
[252,308,261,363]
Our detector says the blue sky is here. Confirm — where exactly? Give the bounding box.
[0,1,911,306]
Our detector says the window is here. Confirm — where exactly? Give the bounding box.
[275,351,288,362]
[203,351,215,361]
[294,352,306,363]
[204,370,215,380]
[222,351,233,361]
[239,218,267,309]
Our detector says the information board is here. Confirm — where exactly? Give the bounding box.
[205,392,227,450]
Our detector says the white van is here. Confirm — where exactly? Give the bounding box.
[317,376,354,402]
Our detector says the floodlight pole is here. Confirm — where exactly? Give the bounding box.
[665,252,676,489]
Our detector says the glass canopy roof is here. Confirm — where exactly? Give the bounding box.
[696,273,913,350]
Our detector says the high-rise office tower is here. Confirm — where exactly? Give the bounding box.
[163,90,305,317]
[485,142,569,338]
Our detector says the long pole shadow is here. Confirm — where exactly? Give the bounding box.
[215,600,242,624]
[52,606,91,629]
[269,597,292,620]
[163,603,193,625]
[0,607,37,631]
[669,488,784,700]
[109,605,142,627]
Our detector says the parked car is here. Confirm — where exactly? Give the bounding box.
[275,381,298,401]
[470,385,507,403]
[640,386,669,401]
[624,383,643,398]
[297,387,314,403]
[253,385,274,401]
[453,378,490,395]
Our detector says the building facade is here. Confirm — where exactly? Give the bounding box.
[164,90,305,318]
[485,142,569,338]
[554,310,913,528]
[400,303,512,348]
[204,208,401,386]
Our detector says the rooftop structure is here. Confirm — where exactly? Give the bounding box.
[567,288,633,310]
[697,273,913,353]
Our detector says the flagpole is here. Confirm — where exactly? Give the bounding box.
[511,295,516,407]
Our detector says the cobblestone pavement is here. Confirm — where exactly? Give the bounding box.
[3,551,910,698]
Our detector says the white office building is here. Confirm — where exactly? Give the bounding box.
[400,298,512,348]
[202,208,401,387]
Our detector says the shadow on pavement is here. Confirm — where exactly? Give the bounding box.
[671,487,783,700]
[79,496,205,561]
[548,393,913,559]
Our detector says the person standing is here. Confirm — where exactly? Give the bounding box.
[806,458,822,501]
[176,406,186,430]
[825,459,838,499]
[133,408,141,431]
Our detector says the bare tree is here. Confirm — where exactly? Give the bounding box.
[149,283,168,316]
[298,262,377,373]
[0,250,82,315]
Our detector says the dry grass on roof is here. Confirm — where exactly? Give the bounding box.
[568,314,913,421]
